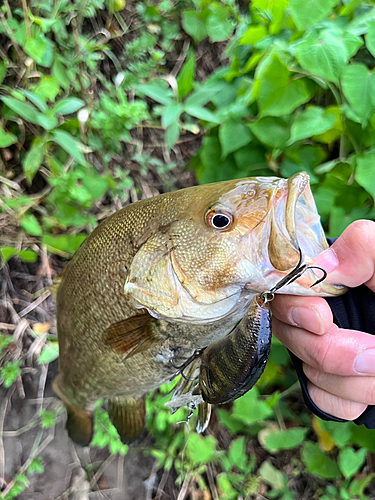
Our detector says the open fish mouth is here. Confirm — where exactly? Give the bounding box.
[267,172,345,296]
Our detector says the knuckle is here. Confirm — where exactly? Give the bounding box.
[346,220,375,247]
[310,336,334,373]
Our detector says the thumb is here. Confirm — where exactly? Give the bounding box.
[312,220,375,292]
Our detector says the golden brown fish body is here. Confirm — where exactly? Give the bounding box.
[54,173,344,445]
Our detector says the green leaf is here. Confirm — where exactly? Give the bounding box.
[181,11,207,43]
[165,122,180,149]
[1,246,17,262]
[184,105,220,123]
[28,457,44,475]
[259,461,286,491]
[338,448,366,479]
[38,343,59,364]
[24,34,54,67]
[18,249,38,262]
[18,89,47,113]
[219,119,252,158]
[341,64,375,125]
[52,59,70,91]
[51,97,85,116]
[177,52,195,100]
[239,25,267,45]
[20,214,42,236]
[0,60,7,85]
[255,53,313,117]
[249,116,290,148]
[0,127,17,147]
[355,152,375,200]
[185,433,217,466]
[293,29,347,84]
[51,129,90,166]
[82,175,108,200]
[232,387,273,424]
[137,80,173,105]
[42,234,86,254]
[288,107,336,145]
[23,138,45,184]
[263,428,307,452]
[206,11,234,43]
[228,437,247,471]
[288,0,338,30]
[301,442,341,479]
[1,96,42,125]
[365,20,375,58]
[161,103,182,129]
[1,361,21,388]
[35,76,60,102]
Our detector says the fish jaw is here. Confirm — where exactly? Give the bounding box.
[242,172,346,297]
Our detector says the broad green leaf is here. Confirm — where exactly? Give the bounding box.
[338,448,366,479]
[342,64,375,125]
[18,249,38,262]
[0,127,17,147]
[312,106,343,144]
[136,81,173,105]
[263,428,307,453]
[228,437,247,471]
[181,11,207,43]
[161,103,182,129]
[206,10,234,43]
[20,214,42,236]
[301,442,341,479]
[0,247,17,262]
[219,119,252,158]
[51,130,89,166]
[35,76,60,102]
[23,138,45,184]
[256,53,313,117]
[177,52,195,100]
[239,26,267,45]
[355,152,375,200]
[259,461,286,490]
[184,105,220,123]
[165,122,180,149]
[52,59,70,91]
[1,96,42,125]
[24,34,54,67]
[328,206,370,238]
[294,29,347,84]
[51,97,85,116]
[288,107,336,145]
[42,234,86,254]
[82,175,108,200]
[185,433,217,466]
[289,0,338,30]
[18,90,47,113]
[249,116,290,148]
[37,343,59,364]
[232,387,273,424]
[365,20,375,58]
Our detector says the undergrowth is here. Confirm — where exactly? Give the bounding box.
[1,0,375,499]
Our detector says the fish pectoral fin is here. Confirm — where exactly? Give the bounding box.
[105,313,159,359]
[107,396,145,444]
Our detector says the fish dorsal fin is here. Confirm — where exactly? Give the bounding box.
[105,312,159,359]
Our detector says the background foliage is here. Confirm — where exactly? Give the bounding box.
[1,0,375,499]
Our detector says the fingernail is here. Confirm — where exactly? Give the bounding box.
[354,349,375,374]
[291,307,324,335]
[312,248,339,274]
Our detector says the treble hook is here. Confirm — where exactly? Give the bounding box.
[169,348,206,382]
[260,248,328,303]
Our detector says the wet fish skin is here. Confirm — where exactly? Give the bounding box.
[53,173,345,445]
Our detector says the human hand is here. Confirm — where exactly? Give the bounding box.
[270,220,375,421]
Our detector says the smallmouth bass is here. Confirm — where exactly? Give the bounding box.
[52,173,345,445]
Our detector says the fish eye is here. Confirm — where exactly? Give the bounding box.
[205,209,233,230]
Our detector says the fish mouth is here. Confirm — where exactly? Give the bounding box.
[268,172,345,296]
